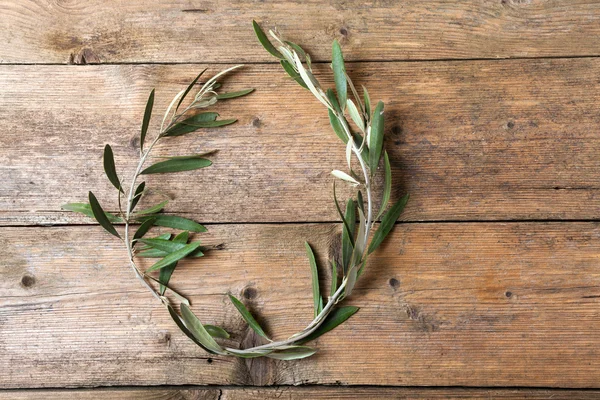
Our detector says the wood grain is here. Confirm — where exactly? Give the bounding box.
[2,58,600,225]
[2,387,600,399]
[2,222,600,388]
[2,0,600,64]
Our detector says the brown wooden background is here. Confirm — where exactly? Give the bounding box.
[2,0,600,398]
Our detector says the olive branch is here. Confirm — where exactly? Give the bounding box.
[61,22,408,361]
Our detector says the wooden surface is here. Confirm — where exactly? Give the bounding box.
[2,0,600,397]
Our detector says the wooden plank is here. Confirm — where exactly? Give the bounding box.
[2,59,600,225]
[2,387,600,399]
[2,222,600,388]
[3,1,600,63]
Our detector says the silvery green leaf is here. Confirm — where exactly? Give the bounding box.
[103,144,122,193]
[88,192,120,238]
[298,306,359,344]
[135,200,168,215]
[204,325,230,339]
[284,41,307,61]
[345,138,353,170]
[353,207,367,264]
[226,348,273,358]
[278,46,297,69]
[130,181,145,212]
[265,346,317,360]
[357,190,365,214]
[146,242,201,272]
[377,151,392,219]
[346,74,365,117]
[326,89,342,114]
[176,70,206,112]
[292,52,331,110]
[333,182,355,250]
[138,238,203,258]
[331,170,359,186]
[137,215,207,232]
[280,60,308,89]
[163,112,219,136]
[305,242,321,318]
[161,88,186,130]
[140,158,212,174]
[158,230,188,295]
[368,194,409,255]
[347,99,364,132]
[229,294,270,340]
[198,65,243,96]
[192,96,217,109]
[140,89,154,152]
[252,20,283,59]
[342,199,356,274]
[329,109,348,143]
[181,304,225,355]
[216,88,254,100]
[368,101,385,172]
[61,202,121,223]
[167,305,214,353]
[332,39,347,111]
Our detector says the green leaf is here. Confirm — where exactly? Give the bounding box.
[180,304,225,355]
[103,144,122,192]
[369,101,385,172]
[331,170,359,185]
[88,192,120,238]
[332,39,347,111]
[368,193,409,255]
[133,217,155,245]
[253,20,283,59]
[167,305,214,353]
[362,85,371,120]
[204,325,230,339]
[326,89,342,114]
[285,41,307,60]
[140,158,212,174]
[130,181,145,212]
[216,88,254,100]
[330,259,338,297]
[280,60,308,89]
[228,294,270,340]
[342,199,356,274]
[163,112,218,136]
[347,99,364,131]
[377,151,392,219]
[226,348,273,358]
[299,306,359,344]
[176,69,206,112]
[266,346,317,360]
[357,190,365,214]
[305,242,321,318]
[333,182,355,250]
[135,200,168,215]
[61,203,121,223]
[329,109,348,144]
[146,241,201,272]
[138,238,204,258]
[140,89,154,152]
[158,231,188,295]
[137,215,207,232]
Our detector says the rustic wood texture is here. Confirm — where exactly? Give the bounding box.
[2,0,600,64]
[3,58,600,225]
[3,387,600,399]
[2,222,600,388]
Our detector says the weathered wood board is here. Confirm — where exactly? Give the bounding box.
[2,222,600,388]
[3,0,600,64]
[2,58,600,226]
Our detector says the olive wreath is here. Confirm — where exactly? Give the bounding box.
[62,21,408,360]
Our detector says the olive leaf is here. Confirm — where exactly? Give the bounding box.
[146,241,201,272]
[88,191,120,238]
[103,144,122,193]
[135,200,169,215]
[342,199,356,274]
[377,151,392,219]
[304,242,322,318]
[158,230,188,295]
[140,158,212,174]
[138,237,204,258]
[176,69,206,112]
[368,101,385,172]
[204,325,230,339]
[280,60,308,89]
[216,88,254,99]
[137,215,207,232]
[253,20,283,59]
[347,99,364,132]
[180,304,225,355]
[228,294,270,341]
[368,193,409,255]
[299,306,359,344]
[132,217,156,245]
[167,305,214,353]
[61,202,121,223]
[330,259,338,297]
[266,345,317,360]
[130,181,146,212]
[140,89,155,152]
[331,170,359,186]
[332,39,347,111]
